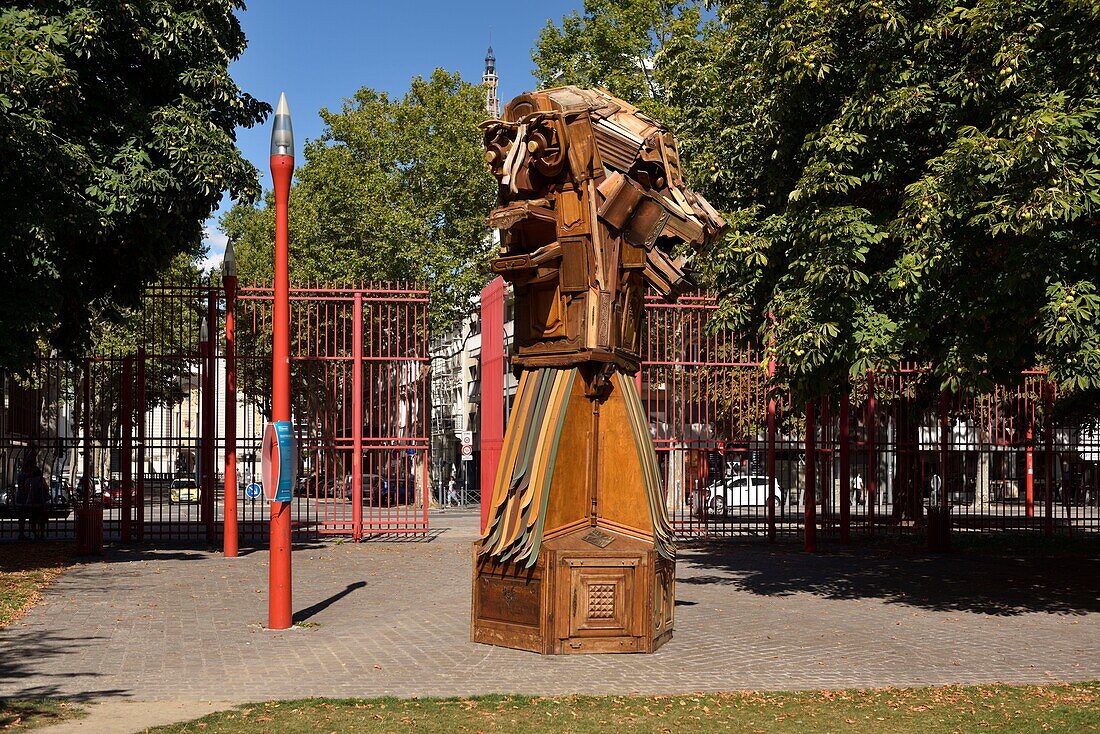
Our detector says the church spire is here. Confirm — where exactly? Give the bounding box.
[483,43,500,117]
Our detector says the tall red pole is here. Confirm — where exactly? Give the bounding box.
[351,292,363,541]
[223,240,239,558]
[765,355,777,543]
[269,93,294,629]
[479,277,506,533]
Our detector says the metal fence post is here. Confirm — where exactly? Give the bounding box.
[224,271,238,557]
[352,292,364,541]
[867,373,876,537]
[804,399,817,552]
[136,348,145,542]
[839,390,850,543]
[83,360,91,513]
[1044,381,1054,536]
[204,288,217,544]
[766,357,777,543]
[121,356,133,543]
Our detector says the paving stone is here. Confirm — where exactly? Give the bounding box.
[0,509,1097,702]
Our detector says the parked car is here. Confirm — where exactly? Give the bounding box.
[73,476,104,501]
[344,474,388,503]
[381,477,417,506]
[169,479,199,504]
[299,475,341,498]
[101,482,136,508]
[706,475,783,513]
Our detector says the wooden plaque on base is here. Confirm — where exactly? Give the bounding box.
[472,528,673,655]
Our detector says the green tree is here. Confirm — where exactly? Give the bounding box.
[532,0,704,124]
[223,69,497,333]
[0,1,268,374]
[537,0,1100,409]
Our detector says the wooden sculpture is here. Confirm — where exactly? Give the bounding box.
[472,87,725,654]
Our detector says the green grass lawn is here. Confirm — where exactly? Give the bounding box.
[0,698,84,731]
[0,544,83,730]
[149,684,1098,733]
[0,542,72,629]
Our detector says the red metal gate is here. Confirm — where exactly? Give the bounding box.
[234,281,430,540]
[0,278,430,543]
[635,295,1100,542]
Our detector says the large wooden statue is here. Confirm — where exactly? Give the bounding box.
[472,87,725,654]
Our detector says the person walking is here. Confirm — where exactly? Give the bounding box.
[28,466,49,540]
[446,476,459,508]
[14,469,30,541]
[851,472,865,506]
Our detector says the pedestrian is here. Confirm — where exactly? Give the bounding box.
[851,472,864,506]
[28,466,49,540]
[14,469,30,541]
[446,477,459,508]
[929,472,942,508]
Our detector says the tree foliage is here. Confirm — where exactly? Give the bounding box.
[535,0,1100,407]
[0,1,268,373]
[223,69,497,333]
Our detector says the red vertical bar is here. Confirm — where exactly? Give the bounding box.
[939,391,949,514]
[820,395,831,533]
[1043,381,1054,535]
[1026,419,1035,518]
[269,116,294,630]
[804,399,817,552]
[83,360,91,512]
[121,357,133,543]
[136,348,145,542]
[766,357,777,542]
[224,273,238,557]
[867,374,877,537]
[352,293,364,540]
[479,277,506,534]
[839,389,850,543]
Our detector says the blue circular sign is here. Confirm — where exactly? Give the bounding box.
[245,482,262,499]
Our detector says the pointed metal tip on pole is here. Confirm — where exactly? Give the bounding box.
[270,92,294,157]
[223,238,237,277]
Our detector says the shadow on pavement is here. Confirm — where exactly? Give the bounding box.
[294,581,367,623]
[677,542,1100,616]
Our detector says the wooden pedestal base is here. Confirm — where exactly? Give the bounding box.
[472,526,674,654]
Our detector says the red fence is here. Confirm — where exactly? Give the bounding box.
[638,296,1100,541]
[0,279,430,543]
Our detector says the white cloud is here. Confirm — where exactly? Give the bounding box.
[200,222,229,272]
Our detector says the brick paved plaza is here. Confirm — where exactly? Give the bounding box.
[1,510,1097,703]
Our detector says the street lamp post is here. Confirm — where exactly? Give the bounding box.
[269,93,294,630]
[223,239,238,558]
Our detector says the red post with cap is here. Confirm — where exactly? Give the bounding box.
[269,92,294,629]
[223,239,239,558]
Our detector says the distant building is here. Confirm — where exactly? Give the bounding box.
[427,45,518,501]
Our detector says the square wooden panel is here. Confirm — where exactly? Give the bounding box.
[477,573,542,628]
[653,560,674,637]
[567,566,636,637]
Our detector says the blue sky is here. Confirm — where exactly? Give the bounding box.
[201,0,583,268]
